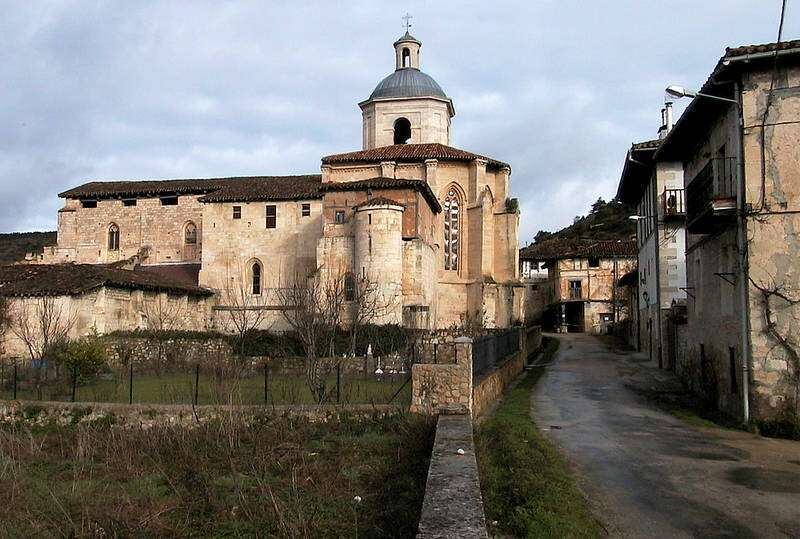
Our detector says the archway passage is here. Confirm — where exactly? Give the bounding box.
[393,117,411,144]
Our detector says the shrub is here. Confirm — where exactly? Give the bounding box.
[48,333,109,382]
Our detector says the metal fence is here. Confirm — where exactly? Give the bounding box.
[472,328,521,377]
[0,357,412,407]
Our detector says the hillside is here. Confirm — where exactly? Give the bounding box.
[0,231,57,264]
[528,198,636,246]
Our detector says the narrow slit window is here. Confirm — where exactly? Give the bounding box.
[251,261,262,295]
[301,203,311,217]
[233,206,242,219]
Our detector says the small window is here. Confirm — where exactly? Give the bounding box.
[81,200,97,208]
[368,213,372,225]
[251,261,262,295]
[122,199,137,207]
[265,205,277,228]
[108,223,120,251]
[588,257,600,268]
[160,196,178,206]
[233,206,242,219]
[301,203,311,217]
[569,280,582,300]
[402,47,411,68]
[335,210,346,224]
[184,222,197,245]
[345,273,356,302]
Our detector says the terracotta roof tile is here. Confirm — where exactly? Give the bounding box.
[60,175,322,201]
[352,196,405,210]
[321,143,510,170]
[320,177,442,212]
[0,264,212,298]
[197,175,322,203]
[520,239,637,260]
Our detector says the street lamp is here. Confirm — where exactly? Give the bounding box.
[665,85,739,105]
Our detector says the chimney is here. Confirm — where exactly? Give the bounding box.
[658,102,674,139]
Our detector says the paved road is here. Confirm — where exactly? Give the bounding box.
[531,333,800,538]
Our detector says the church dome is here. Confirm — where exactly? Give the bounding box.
[369,68,448,100]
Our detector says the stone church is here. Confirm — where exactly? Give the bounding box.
[41,31,523,332]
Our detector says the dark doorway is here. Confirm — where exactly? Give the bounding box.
[564,302,585,332]
[393,117,411,144]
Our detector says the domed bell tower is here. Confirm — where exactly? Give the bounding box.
[359,30,455,150]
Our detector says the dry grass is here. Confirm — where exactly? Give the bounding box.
[0,411,434,537]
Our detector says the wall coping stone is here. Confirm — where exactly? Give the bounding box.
[417,414,488,538]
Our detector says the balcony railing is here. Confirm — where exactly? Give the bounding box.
[663,188,685,218]
[686,157,737,233]
[568,284,582,300]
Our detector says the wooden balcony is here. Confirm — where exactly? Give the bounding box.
[663,188,685,220]
[686,157,737,234]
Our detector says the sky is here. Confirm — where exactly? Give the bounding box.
[0,1,795,241]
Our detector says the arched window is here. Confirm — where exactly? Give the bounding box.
[393,117,411,145]
[108,223,120,251]
[184,222,197,245]
[251,261,262,296]
[443,188,461,271]
[344,273,356,302]
[402,47,411,68]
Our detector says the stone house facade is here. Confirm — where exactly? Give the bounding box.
[519,239,636,334]
[656,40,800,422]
[0,264,212,359]
[38,31,523,333]
[617,109,688,369]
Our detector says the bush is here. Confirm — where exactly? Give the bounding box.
[48,334,109,382]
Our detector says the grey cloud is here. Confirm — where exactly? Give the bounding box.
[0,0,792,239]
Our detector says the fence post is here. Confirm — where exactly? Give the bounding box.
[129,362,134,405]
[264,362,269,405]
[336,362,341,404]
[193,364,200,406]
[71,365,77,402]
[13,364,17,400]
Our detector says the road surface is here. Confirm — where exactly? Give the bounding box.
[531,333,800,538]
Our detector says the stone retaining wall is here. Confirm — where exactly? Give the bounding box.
[472,352,526,418]
[0,399,402,428]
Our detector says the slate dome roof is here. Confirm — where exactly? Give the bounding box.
[368,68,448,100]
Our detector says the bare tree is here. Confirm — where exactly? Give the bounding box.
[275,267,345,403]
[219,260,272,357]
[141,293,186,333]
[0,297,11,357]
[10,296,76,361]
[750,276,800,415]
[139,293,190,371]
[346,276,397,356]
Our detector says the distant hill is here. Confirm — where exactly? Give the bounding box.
[528,198,636,246]
[0,231,57,264]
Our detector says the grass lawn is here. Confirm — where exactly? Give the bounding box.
[1,371,410,406]
[475,337,603,537]
[0,411,434,537]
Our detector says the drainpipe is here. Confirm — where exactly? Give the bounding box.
[734,80,751,424]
